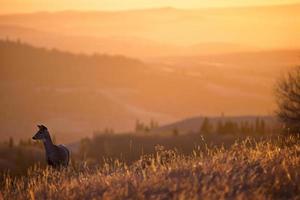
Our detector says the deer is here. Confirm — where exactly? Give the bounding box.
[32,125,70,168]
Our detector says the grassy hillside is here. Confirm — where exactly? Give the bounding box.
[2,136,299,199]
[0,127,265,174]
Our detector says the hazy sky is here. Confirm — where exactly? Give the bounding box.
[0,0,300,13]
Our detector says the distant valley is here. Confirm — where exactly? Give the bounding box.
[0,4,300,142]
[0,40,299,142]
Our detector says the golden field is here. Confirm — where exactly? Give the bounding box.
[2,136,299,200]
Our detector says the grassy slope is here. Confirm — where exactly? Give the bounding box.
[2,136,299,200]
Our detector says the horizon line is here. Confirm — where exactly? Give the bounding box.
[0,2,299,15]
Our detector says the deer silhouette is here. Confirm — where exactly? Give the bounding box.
[32,125,70,168]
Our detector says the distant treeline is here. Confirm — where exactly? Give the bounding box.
[199,117,268,135]
[133,117,279,136]
[0,138,45,178]
[79,117,279,166]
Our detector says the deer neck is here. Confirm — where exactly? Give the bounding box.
[43,136,54,155]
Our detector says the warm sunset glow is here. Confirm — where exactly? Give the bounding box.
[0,0,300,13]
[1,1,300,198]
[0,0,299,143]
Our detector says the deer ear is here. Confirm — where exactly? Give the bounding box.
[40,125,48,130]
[37,125,47,130]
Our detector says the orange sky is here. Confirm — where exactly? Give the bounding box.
[0,0,300,13]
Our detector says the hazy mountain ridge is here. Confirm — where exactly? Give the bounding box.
[0,25,259,58]
[0,4,299,51]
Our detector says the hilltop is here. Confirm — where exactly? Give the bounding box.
[153,115,278,135]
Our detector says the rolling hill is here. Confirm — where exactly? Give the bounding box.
[0,40,299,142]
[152,115,279,135]
[0,25,258,58]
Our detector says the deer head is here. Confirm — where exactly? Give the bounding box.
[32,125,50,141]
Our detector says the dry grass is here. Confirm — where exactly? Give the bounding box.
[2,136,299,200]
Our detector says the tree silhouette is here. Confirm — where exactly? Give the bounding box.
[254,118,266,135]
[200,117,213,134]
[8,137,14,148]
[275,66,300,134]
